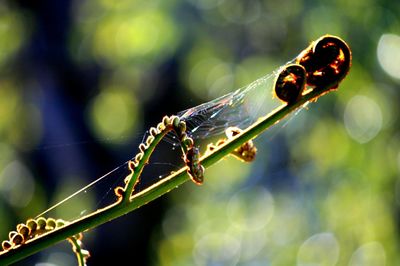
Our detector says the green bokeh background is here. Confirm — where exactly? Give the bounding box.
[1,0,400,265]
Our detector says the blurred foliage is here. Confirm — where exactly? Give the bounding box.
[1,0,400,265]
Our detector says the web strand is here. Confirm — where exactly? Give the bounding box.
[35,62,293,218]
[35,162,129,218]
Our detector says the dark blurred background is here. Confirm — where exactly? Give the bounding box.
[1,0,400,265]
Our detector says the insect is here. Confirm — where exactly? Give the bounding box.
[1,217,89,266]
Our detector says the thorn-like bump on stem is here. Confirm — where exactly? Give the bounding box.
[162,116,171,126]
[1,217,90,265]
[56,219,65,228]
[128,161,137,172]
[172,116,180,129]
[11,234,23,245]
[139,143,146,153]
[26,219,37,232]
[146,136,154,146]
[157,122,166,132]
[149,127,158,137]
[8,232,17,240]
[135,152,143,163]
[1,241,11,251]
[114,186,125,198]
[16,224,30,240]
[36,217,47,230]
[46,218,57,230]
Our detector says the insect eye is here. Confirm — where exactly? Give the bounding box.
[296,35,351,89]
[274,64,306,104]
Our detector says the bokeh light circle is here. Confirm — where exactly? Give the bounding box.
[227,186,274,231]
[0,160,35,208]
[344,95,382,143]
[193,232,241,266]
[377,33,400,80]
[87,88,141,144]
[348,241,386,266]
[297,232,340,266]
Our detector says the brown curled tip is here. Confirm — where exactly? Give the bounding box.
[274,64,306,104]
[11,233,24,245]
[185,147,204,185]
[296,35,351,90]
[2,240,12,251]
[114,186,125,198]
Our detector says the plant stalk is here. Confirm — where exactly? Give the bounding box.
[0,87,331,265]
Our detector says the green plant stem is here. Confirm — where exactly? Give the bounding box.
[0,87,331,265]
[122,125,172,204]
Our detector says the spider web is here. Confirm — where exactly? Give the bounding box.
[35,60,302,220]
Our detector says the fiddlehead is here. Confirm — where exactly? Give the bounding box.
[0,35,352,266]
[296,34,351,90]
[274,64,307,104]
[184,146,205,185]
[207,126,257,163]
[1,217,90,266]
[114,115,206,201]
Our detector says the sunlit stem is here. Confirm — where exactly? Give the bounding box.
[68,237,87,266]
[0,85,334,265]
[121,127,172,204]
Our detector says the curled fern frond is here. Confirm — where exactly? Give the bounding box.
[1,217,90,266]
[115,115,206,202]
[0,35,352,266]
[207,126,257,163]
